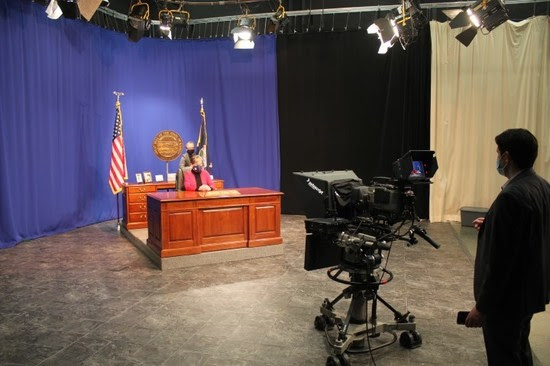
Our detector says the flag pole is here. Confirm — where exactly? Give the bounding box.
[113,91,125,231]
[197,97,209,170]
[116,190,120,231]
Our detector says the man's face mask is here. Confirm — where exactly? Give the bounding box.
[187,149,195,155]
[496,153,507,176]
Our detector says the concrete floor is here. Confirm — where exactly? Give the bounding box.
[0,216,547,365]
[450,222,550,366]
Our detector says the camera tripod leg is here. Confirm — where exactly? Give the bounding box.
[342,291,366,335]
[369,291,380,337]
[376,294,410,323]
[316,287,354,332]
[319,285,357,321]
[327,287,351,309]
[374,294,422,349]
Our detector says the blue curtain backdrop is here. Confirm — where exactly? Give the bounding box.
[0,1,280,248]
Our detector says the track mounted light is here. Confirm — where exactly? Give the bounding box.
[443,0,509,47]
[127,0,150,42]
[159,9,174,39]
[231,15,256,49]
[171,8,190,28]
[367,0,426,54]
[268,3,289,34]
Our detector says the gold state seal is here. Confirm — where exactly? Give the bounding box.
[152,130,183,161]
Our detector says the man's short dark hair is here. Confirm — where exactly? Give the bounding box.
[495,128,538,169]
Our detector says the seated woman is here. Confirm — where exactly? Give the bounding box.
[181,155,215,191]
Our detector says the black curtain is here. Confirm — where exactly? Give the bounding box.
[277,28,432,218]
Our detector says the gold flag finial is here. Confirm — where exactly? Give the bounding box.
[113,91,125,106]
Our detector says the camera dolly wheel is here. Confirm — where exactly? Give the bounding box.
[326,353,350,366]
[399,330,422,349]
[314,314,335,331]
[314,315,326,331]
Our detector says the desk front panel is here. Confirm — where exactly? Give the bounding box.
[148,198,199,257]
[199,206,248,252]
[168,211,194,243]
[146,190,282,258]
[249,198,281,247]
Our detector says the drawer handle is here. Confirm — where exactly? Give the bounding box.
[139,187,146,192]
[140,214,146,219]
[140,196,146,201]
[140,205,146,210]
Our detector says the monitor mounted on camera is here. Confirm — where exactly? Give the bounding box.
[392,150,438,182]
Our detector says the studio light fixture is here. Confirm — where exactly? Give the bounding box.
[367,0,426,54]
[393,0,427,49]
[46,0,63,19]
[127,0,150,42]
[171,6,191,29]
[268,2,289,34]
[56,0,80,19]
[159,9,174,39]
[367,16,399,54]
[443,0,509,47]
[231,14,256,49]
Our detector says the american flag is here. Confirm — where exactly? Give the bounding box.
[108,100,128,194]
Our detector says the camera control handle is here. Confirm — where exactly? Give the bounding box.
[412,225,441,249]
[375,241,392,251]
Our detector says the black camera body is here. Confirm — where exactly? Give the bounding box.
[298,151,440,359]
[351,178,408,224]
[304,215,395,272]
[296,150,439,271]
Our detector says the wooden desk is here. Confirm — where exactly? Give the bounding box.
[146,188,282,258]
[122,180,224,230]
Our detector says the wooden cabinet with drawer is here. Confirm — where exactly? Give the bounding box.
[122,180,224,230]
[122,182,173,230]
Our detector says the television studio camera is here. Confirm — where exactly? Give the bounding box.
[293,151,440,366]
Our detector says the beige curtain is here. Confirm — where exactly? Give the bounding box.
[429,17,550,222]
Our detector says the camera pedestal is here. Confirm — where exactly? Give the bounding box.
[314,268,422,366]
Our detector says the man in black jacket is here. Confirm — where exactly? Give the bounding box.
[465,128,550,366]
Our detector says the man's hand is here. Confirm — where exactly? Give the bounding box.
[465,305,485,328]
[473,217,485,230]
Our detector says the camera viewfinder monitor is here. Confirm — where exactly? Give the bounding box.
[410,160,425,178]
[392,150,438,182]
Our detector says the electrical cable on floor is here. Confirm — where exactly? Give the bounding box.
[365,294,377,366]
